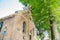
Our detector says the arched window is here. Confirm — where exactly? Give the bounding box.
[29,35,31,40]
[0,22,3,32]
[23,21,26,33]
[30,18,31,21]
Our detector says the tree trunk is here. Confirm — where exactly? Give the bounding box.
[50,17,59,40]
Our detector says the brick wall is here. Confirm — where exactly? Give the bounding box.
[0,10,36,40]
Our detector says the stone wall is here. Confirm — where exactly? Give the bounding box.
[0,10,36,40]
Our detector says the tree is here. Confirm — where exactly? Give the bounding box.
[20,0,60,40]
[49,0,60,40]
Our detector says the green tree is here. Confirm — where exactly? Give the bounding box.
[49,0,60,40]
[20,0,50,40]
[20,0,60,40]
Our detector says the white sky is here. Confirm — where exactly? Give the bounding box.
[0,0,24,18]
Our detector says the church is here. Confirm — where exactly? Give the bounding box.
[0,9,36,40]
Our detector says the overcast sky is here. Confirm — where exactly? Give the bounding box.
[0,0,24,18]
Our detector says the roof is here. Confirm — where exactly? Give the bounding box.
[0,9,31,21]
[0,13,16,21]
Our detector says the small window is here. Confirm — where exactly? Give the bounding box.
[2,27,7,35]
[29,35,31,40]
[0,22,3,32]
[23,21,26,33]
[30,18,31,21]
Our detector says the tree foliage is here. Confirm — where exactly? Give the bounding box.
[20,0,60,33]
[20,0,50,30]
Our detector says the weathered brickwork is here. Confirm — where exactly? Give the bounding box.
[0,10,36,40]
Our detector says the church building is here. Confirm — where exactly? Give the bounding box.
[0,9,36,40]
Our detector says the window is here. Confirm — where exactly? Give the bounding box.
[30,18,31,21]
[23,21,26,33]
[29,35,31,40]
[0,22,3,32]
